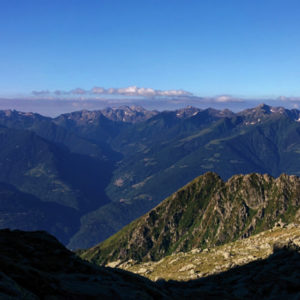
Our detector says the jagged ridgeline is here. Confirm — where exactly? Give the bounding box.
[82,172,300,264]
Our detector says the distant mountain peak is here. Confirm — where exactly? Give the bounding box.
[237,103,300,124]
[175,106,201,118]
[258,103,270,108]
[100,106,158,123]
[256,103,271,112]
[248,103,272,114]
[117,105,149,112]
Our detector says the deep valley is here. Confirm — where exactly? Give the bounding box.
[1,104,300,249]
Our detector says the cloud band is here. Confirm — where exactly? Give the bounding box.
[32,86,193,98]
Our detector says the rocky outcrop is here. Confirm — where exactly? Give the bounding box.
[82,172,300,265]
[1,228,300,299]
[122,223,300,281]
[165,237,300,299]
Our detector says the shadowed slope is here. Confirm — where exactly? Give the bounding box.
[0,229,169,299]
[0,229,300,299]
[0,182,80,244]
[164,244,300,299]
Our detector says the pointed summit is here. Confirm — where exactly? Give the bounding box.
[175,106,201,119]
[238,103,279,123]
[257,103,271,112]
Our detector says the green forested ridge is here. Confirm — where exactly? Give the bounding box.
[0,126,112,211]
[81,172,300,264]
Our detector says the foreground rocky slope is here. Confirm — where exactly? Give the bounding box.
[82,172,300,264]
[0,229,168,299]
[164,233,300,299]
[120,223,300,281]
[2,228,299,299]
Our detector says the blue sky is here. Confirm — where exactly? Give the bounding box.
[1,0,300,114]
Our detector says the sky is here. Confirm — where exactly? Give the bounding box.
[1,0,300,115]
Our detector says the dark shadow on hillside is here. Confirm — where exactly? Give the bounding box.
[57,149,115,213]
[0,182,81,245]
[1,229,300,299]
[0,229,170,299]
[160,244,300,299]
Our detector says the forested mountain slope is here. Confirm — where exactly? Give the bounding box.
[1,104,300,249]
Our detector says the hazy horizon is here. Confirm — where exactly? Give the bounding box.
[1,0,300,115]
[0,97,298,117]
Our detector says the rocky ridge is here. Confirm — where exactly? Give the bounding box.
[100,105,158,123]
[82,172,300,265]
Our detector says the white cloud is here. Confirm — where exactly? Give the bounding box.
[32,86,193,98]
[54,90,69,96]
[32,90,50,96]
[71,88,87,95]
[31,87,247,105]
[92,87,105,94]
[158,89,192,97]
[214,95,241,103]
[278,96,300,102]
[90,86,192,97]
[30,87,249,106]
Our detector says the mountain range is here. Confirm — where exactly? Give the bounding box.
[1,104,300,249]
